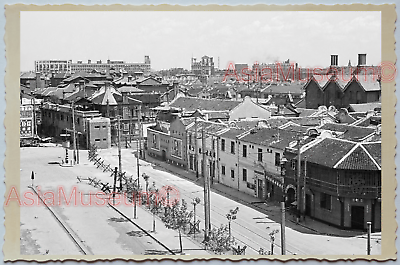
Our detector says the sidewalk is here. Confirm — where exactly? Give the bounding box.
[145,155,372,238]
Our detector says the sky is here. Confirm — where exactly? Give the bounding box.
[20,11,381,72]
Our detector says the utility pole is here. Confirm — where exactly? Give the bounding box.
[138,105,142,159]
[296,137,301,223]
[134,108,141,219]
[281,201,286,255]
[117,115,122,174]
[71,102,77,164]
[31,98,37,138]
[367,221,371,255]
[303,157,307,221]
[113,167,118,205]
[195,116,198,179]
[202,127,211,241]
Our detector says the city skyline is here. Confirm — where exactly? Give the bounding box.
[21,11,381,72]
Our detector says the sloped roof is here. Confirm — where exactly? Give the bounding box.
[319,123,375,142]
[118,86,144,93]
[168,96,241,112]
[335,145,380,170]
[349,102,381,113]
[240,127,299,150]
[89,85,122,106]
[301,138,356,168]
[362,142,381,167]
[219,128,246,139]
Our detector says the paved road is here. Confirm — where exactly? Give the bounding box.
[97,147,381,256]
[19,147,172,255]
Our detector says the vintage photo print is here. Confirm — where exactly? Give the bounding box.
[3,3,396,261]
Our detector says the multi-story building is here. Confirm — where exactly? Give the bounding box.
[41,101,103,148]
[35,60,72,74]
[191,56,215,76]
[284,137,381,231]
[86,117,111,149]
[35,56,151,74]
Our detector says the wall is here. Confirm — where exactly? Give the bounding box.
[230,96,271,121]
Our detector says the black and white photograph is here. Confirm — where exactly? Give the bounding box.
[4,4,396,261]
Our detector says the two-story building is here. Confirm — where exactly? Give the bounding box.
[284,137,381,231]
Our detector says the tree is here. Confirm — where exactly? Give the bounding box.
[207,224,235,255]
[161,199,193,253]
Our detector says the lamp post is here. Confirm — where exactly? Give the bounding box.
[192,197,201,239]
[226,207,239,240]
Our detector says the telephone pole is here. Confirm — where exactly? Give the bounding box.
[281,201,286,255]
[117,115,122,174]
[195,116,198,179]
[296,137,301,223]
[71,102,77,164]
[202,128,211,241]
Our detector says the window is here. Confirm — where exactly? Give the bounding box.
[243,145,247,157]
[95,138,100,142]
[275,152,281,166]
[320,193,332,210]
[231,169,235,179]
[231,141,235,154]
[172,139,182,157]
[258,148,263,162]
[94,125,100,129]
[103,138,107,141]
[291,159,296,170]
[222,165,226,176]
[242,168,247,182]
[221,139,225,151]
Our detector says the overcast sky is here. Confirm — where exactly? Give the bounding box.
[20,11,381,72]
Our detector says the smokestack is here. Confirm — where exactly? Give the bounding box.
[128,75,132,82]
[358,54,367,66]
[330,55,338,66]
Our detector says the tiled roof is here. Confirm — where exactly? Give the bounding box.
[169,96,241,112]
[118,86,144,93]
[240,127,298,150]
[335,145,380,170]
[296,108,318,117]
[362,142,381,167]
[219,128,246,139]
[319,123,375,142]
[262,84,304,95]
[310,75,381,93]
[349,102,381,113]
[301,138,356,168]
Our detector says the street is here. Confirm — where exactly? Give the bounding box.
[18,145,381,256]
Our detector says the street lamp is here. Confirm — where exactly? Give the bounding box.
[191,197,201,239]
[226,206,239,239]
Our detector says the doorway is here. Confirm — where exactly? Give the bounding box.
[305,194,312,216]
[257,179,263,200]
[161,150,166,161]
[351,206,365,230]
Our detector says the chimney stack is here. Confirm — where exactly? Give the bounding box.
[128,75,132,82]
[358,54,367,66]
[330,55,338,66]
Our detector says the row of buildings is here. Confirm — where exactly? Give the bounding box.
[146,95,381,232]
[34,56,151,74]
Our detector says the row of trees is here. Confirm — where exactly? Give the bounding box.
[88,144,247,255]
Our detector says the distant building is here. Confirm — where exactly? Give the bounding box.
[35,60,72,74]
[35,56,151,74]
[191,56,215,76]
